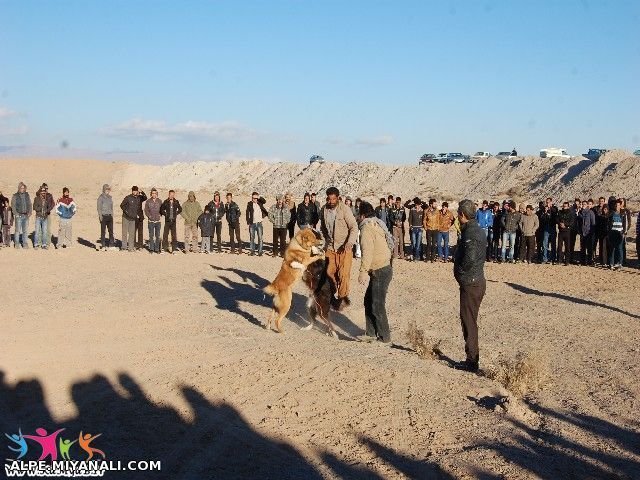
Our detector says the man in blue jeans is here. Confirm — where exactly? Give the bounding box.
[476,200,493,260]
[11,182,31,248]
[246,191,268,256]
[404,197,424,261]
[539,197,558,264]
[500,200,521,263]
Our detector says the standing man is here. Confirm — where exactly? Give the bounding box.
[310,192,321,228]
[556,201,574,266]
[422,199,439,262]
[97,184,114,251]
[296,192,318,230]
[134,189,147,250]
[405,197,424,262]
[320,186,358,310]
[207,191,225,253]
[356,201,394,345]
[246,191,268,256]
[268,194,291,257]
[518,205,539,264]
[181,191,202,253]
[569,198,582,264]
[284,192,297,241]
[144,187,162,254]
[55,187,76,248]
[580,199,596,266]
[476,200,493,260]
[11,182,31,249]
[437,202,455,262]
[388,196,406,260]
[540,197,558,264]
[40,183,55,247]
[33,187,53,249]
[454,199,486,373]
[225,192,242,254]
[160,190,182,253]
[500,201,521,263]
[374,198,391,231]
[120,186,141,252]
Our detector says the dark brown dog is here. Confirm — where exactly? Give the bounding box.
[300,258,338,339]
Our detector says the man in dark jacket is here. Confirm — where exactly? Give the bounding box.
[207,191,225,253]
[120,186,142,252]
[135,189,147,250]
[539,197,558,264]
[160,189,182,253]
[310,192,321,228]
[556,202,574,266]
[500,200,521,263]
[454,199,486,373]
[374,198,392,231]
[225,192,242,254]
[569,198,582,264]
[296,192,318,230]
[246,192,268,256]
[388,197,406,259]
[580,199,596,265]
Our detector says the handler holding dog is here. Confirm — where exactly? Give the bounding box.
[320,186,358,311]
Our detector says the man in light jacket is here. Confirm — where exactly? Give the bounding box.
[144,187,162,253]
[320,186,358,310]
[97,184,114,250]
[181,191,202,253]
[55,187,77,248]
[268,194,291,257]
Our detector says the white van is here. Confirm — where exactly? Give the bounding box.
[540,148,570,159]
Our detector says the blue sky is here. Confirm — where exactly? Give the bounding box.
[0,0,638,163]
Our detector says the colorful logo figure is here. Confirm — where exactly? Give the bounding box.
[5,427,105,461]
[5,429,28,460]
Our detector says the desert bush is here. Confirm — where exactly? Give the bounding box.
[484,352,549,397]
[406,320,442,359]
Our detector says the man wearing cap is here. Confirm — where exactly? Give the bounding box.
[11,182,31,248]
[320,186,358,310]
[454,199,487,372]
[268,194,291,257]
[181,191,203,253]
[120,186,142,252]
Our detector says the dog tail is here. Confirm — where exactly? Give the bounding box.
[263,284,277,296]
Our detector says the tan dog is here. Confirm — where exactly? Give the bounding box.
[263,228,325,333]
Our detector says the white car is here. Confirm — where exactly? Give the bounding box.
[540,148,570,159]
[472,151,492,160]
[496,151,517,160]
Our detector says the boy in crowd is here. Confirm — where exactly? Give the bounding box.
[181,191,203,253]
[55,187,77,248]
[225,192,242,254]
[198,206,215,253]
[144,187,162,254]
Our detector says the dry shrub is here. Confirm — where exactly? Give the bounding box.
[406,321,442,359]
[484,352,549,397]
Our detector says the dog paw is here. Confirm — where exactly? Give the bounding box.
[311,246,321,255]
[290,261,305,270]
[329,330,338,339]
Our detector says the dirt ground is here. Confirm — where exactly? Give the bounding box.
[0,161,639,479]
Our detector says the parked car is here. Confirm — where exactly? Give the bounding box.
[309,154,325,164]
[472,151,492,160]
[436,153,448,163]
[496,151,517,160]
[418,153,436,164]
[447,152,468,163]
[540,148,570,159]
[633,149,640,156]
[582,148,608,161]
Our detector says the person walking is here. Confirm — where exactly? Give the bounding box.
[320,187,358,310]
[500,201,521,263]
[197,206,215,253]
[55,187,76,248]
[144,187,162,254]
[33,187,53,249]
[556,201,574,266]
[11,182,31,249]
[284,192,297,241]
[120,186,142,252]
[389,196,406,260]
[268,194,291,257]
[181,191,202,253]
[436,202,455,262]
[356,201,394,345]
[454,199,486,373]
[246,192,268,256]
[1,198,13,247]
[134,189,147,250]
[160,190,182,253]
[207,191,225,253]
[296,192,318,230]
[518,205,539,264]
[422,199,439,262]
[97,184,114,251]
[607,200,626,270]
[225,192,242,254]
[579,199,596,266]
[405,197,424,262]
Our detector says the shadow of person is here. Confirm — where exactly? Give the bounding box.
[504,282,640,319]
[201,276,265,328]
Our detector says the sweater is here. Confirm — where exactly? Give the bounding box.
[518,213,539,237]
[359,219,392,272]
[144,198,162,222]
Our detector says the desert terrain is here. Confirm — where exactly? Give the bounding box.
[0,157,638,479]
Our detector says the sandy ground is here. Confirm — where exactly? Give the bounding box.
[0,160,639,479]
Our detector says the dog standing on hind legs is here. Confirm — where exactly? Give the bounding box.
[263,228,326,333]
[300,257,338,339]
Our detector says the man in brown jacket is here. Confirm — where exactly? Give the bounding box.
[423,198,439,262]
[320,186,358,310]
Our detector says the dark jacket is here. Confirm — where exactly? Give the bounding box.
[388,205,406,228]
[245,197,268,225]
[197,212,215,236]
[206,200,226,223]
[33,193,53,218]
[137,191,147,219]
[11,190,31,216]
[160,198,182,222]
[580,208,596,236]
[225,201,241,225]
[595,210,609,237]
[296,202,318,228]
[454,219,486,285]
[120,194,142,221]
[556,209,574,232]
[500,210,521,233]
[374,206,392,231]
[539,205,558,232]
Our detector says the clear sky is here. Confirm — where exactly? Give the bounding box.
[0,0,638,164]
